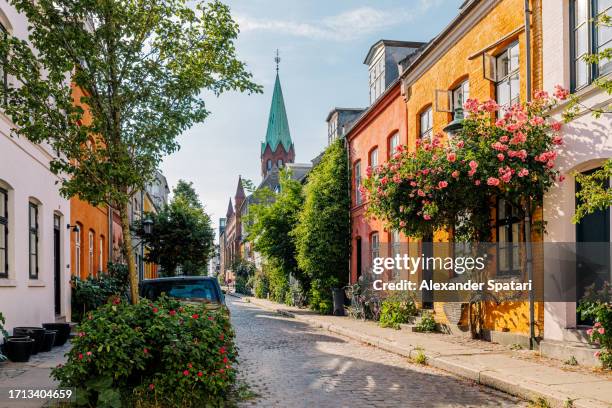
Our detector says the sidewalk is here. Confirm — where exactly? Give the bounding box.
[0,344,68,408]
[236,294,612,408]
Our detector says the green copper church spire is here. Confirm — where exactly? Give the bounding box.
[261,50,292,154]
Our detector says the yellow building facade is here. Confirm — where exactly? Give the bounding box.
[400,0,543,344]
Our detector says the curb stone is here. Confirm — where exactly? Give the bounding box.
[242,296,610,408]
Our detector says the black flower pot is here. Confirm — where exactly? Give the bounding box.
[42,323,71,346]
[13,327,45,354]
[40,330,57,352]
[5,338,34,362]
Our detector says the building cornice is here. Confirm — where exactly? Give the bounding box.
[400,0,501,88]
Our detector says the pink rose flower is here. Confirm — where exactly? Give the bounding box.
[183,370,189,376]
[497,153,505,161]
[530,116,545,126]
[452,170,459,178]
[469,160,478,169]
[551,121,562,132]
[399,221,406,227]
[438,181,448,189]
[554,84,569,100]
[447,152,457,162]
[487,177,500,186]
[482,99,499,112]
[587,328,593,335]
[456,140,465,148]
[553,135,563,145]
[594,322,602,328]
[423,214,432,220]
[149,384,155,391]
[474,180,481,185]
[534,90,549,100]
[598,327,605,335]
[595,351,601,358]
[463,98,479,113]
[501,172,512,183]
[518,168,529,177]
[417,190,426,197]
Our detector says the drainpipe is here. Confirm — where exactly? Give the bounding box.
[108,204,113,267]
[344,135,352,285]
[524,0,536,350]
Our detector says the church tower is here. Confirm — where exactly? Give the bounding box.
[261,50,295,178]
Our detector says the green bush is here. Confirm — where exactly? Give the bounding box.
[379,294,417,329]
[308,279,334,315]
[52,296,236,407]
[71,263,129,321]
[253,270,269,299]
[268,263,289,303]
[579,282,612,369]
[0,312,8,362]
[235,275,251,295]
[415,311,437,333]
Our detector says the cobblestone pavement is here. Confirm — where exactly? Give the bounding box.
[229,297,527,408]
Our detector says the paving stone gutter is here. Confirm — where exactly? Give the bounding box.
[228,292,612,408]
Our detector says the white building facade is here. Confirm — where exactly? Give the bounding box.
[542,0,612,362]
[0,1,71,333]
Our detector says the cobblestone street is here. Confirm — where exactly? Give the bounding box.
[229,297,527,408]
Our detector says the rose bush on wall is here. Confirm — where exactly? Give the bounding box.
[363,88,568,240]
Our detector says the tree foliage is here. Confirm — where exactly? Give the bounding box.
[134,182,214,276]
[245,169,305,285]
[294,140,350,312]
[0,0,260,302]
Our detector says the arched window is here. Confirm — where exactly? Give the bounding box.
[277,159,283,167]
[28,202,39,279]
[88,230,94,276]
[99,235,105,273]
[0,187,7,278]
[267,159,272,171]
[75,223,82,276]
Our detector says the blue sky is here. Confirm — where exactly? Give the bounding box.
[160,0,463,236]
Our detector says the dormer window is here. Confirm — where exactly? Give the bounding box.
[328,117,338,144]
[369,56,385,104]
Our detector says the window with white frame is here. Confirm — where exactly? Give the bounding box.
[369,56,385,104]
[452,80,470,117]
[29,203,39,279]
[75,224,82,276]
[389,132,399,157]
[328,118,337,144]
[88,230,94,276]
[571,0,612,90]
[370,232,380,273]
[369,147,378,168]
[497,199,521,276]
[354,161,362,205]
[420,107,433,139]
[99,235,104,273]
[277,159,283,168]
[390,230,401,279]
[495,42,520,114]
[0,188,7,278]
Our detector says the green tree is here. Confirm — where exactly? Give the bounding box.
[0,0,260,302]
[293,140,350,313]
[245,169,307,287]
[173,180,202,209]
[134,194,214,276]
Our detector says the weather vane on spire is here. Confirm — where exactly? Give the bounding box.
[274,49,280,73]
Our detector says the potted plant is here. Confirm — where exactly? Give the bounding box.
[13,327,45,354]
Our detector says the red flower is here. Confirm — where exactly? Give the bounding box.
[497,153,505,162]
[551,121,562,132]
[446,152,456,162]
[451,170,459,179]
[223,356,229,364]
[144,348,149,354]
[219,346,226,354]
[78,354,83,360]
[86,351,92,356]
[437,181,448,189]
[191,314,199,319]
[219,334,224,341]
[169,310,176,316]
[183,370,189,376]
[188,363,193,368]
[197,371,203,377]
[152,307,159,313]
[149,384,155,391]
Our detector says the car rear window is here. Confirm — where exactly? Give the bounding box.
[142,280,219,302]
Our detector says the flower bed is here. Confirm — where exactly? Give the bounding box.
[52,296,236,407]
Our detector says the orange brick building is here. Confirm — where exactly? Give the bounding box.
[345,0,545,346]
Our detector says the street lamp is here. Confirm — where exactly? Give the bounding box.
[443,95,465,137]
[142,217,153,235]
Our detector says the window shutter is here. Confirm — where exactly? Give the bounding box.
[483,53,497,82]
[435,89,452,112]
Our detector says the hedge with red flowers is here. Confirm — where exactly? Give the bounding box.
[52,296,236,407]
[363,87,569,239]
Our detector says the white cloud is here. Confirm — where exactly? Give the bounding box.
[236,6,419,41]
